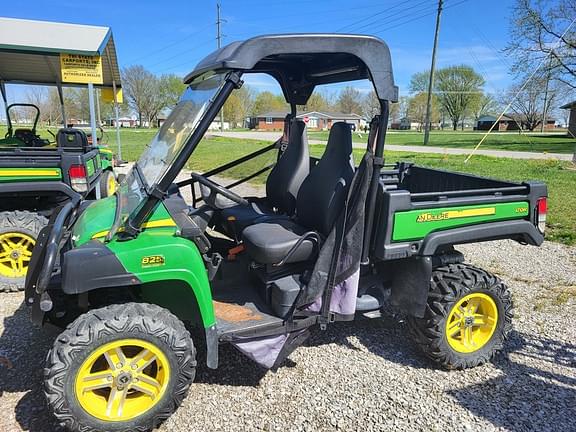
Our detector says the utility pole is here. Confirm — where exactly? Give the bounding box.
[423,0,443,145]
[217,1,225,132]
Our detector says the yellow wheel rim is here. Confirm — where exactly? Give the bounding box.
[75,339,170,422]
[0,232,35,278]
[445,293,498,353]
[106,173,117,196]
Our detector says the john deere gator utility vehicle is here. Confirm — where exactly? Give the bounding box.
[25,34,547,432]
[0,102,118,292]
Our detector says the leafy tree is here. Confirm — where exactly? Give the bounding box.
[160,74,186,110]
[469,93,499,122]
[252,91,288,115]
[409,71,430,94]
[336,86,363,114]
[407,92,440,131]
[505,0,576,88]
[435,65,485,130]
[302,92,330,112]
[223,86,254,128]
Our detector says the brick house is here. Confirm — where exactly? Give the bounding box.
[475,114,556,131]
[251,111,365,131]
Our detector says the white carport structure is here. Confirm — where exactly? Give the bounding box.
[0,17,123,159]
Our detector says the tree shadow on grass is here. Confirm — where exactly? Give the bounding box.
[0,299,64,432]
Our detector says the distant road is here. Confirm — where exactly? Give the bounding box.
[211,131,573,161]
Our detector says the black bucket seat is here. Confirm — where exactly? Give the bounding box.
[242,122,355,264]
[220,120,309,233]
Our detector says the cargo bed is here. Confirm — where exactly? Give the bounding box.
[372,163,547,260]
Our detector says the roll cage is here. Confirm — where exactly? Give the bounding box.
[124,34,397,253]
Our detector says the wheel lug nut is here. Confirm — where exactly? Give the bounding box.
[131,364,138,370]
[117,363,123,369]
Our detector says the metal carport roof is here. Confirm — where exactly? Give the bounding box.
[0,17,121,89]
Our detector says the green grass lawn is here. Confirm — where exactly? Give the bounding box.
[187,136,575,246]
[1,126,574,245]
[308,129,576,154]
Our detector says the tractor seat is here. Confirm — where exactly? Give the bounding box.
[220,120,309,234]
[242,122,354,265]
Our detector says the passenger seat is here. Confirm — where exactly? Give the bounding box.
[221,120,309,234]
[242,122,355,265]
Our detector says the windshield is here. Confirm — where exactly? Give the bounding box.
[110,72,226,237]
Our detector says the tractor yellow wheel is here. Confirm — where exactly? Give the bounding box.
[0,232,35,278]
[0,211,47,292]
[408,263,513,369]
[75,339,170,421]
[100,170,117,198]
[45,303,196,432]
[445,293,498,353]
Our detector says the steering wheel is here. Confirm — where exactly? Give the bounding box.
[190,173,248,208]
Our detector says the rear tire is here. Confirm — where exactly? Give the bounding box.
[0,210,47,292]
[408,263,513,369]
[44,303,196,432]
[100,170,117,198]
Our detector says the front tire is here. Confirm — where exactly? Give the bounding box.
[0,210,47,292]
[408,263,513,369]
[44,303,196,432]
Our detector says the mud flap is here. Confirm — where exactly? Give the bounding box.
[389,256,432,318]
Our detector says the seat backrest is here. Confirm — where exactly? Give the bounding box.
[295,122,354,235]
[265,120,309,215]
[57,128,90,152]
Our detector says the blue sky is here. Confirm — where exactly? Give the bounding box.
[2,0,518,99]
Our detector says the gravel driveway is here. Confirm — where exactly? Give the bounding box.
[0,176,574,431]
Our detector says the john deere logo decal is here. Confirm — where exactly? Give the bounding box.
[141,255,165,267]
[417,207,496,223]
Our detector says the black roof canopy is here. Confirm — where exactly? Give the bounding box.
[184,34,398,104]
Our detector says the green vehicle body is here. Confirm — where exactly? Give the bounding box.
[67,192,536,336]
[72,197,215,327]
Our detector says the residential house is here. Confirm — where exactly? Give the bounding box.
[560,100,576,136]
[475,114,555,131]
[251,111,365,131]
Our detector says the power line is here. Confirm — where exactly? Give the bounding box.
[123,23,213,65]
[340,0,433,33]
[335,0,422,32]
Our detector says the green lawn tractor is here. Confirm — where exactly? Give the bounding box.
[0,102,118,292]
[25,34,547,432]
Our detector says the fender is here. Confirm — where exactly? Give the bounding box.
[62,234,219,368]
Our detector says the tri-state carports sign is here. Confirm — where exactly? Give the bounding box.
[60,54,103,85]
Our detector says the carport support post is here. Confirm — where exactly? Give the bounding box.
[88,82,101,199]
[57,84,67,127]
[112,79,122,161]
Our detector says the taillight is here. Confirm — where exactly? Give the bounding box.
[537,197,547,233]
[69,164,88,192]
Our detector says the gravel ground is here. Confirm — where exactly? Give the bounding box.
[0,176,574,432]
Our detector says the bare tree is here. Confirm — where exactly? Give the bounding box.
[505,0,576,89]
[506,74,560,131]
[122,65,157,127]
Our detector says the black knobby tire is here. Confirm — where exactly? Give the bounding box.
[408,263,513,369]
[44,303,196,432]
[0,210,47,292]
